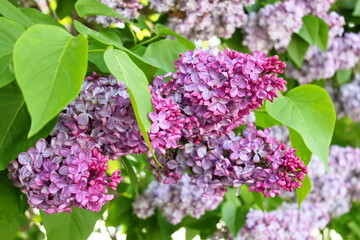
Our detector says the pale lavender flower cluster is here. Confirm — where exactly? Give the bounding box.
[151,48,287,142]
[285,12,360,85]
[148,0,251,40]
[95,0,142,27]
[339,74,360,122]
[243,0,306,53]
[326,145,360,202]
[236,202,329,240]
[132,174,221,225]
[242,0,340,54]
[151,124,308,199]
[297,0,338,16]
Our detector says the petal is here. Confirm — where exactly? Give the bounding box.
[36,139,47,152]
[18,152,32,165]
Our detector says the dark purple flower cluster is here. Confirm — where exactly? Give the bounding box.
[151,48,287,143]
[151,124,308,199]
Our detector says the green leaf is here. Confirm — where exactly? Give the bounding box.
[0,17,25,88]
[289,128,312,205]
[296,175,312,207]
[266,85,336,170]
[336,68,353,85]
[13,24,88,137]
[287,34,309,68]
[104,48,159,163]
[186,228,199,240]
[298,15,319,45]
[0,0,34,28]
[297,15,328,52]
[0,171,27,223]
[289,128,312,166]
[221,190,247,236]
[74,21,157,80]
[120,157,139,196]
[88,51,109,73]
[75,0,144,29]
[255,108,281,129]
[353,0,360,16]
[41,206,105,240]
[0,82,57,170]
[56,0,76,19]
[20,8,65,29]
[143,39,187,73]
[252,191,264,211]
[316,18,328,52]
[155,24,195,50]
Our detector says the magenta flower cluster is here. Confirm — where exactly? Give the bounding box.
[151,48,287,143]
[151,124,308,199]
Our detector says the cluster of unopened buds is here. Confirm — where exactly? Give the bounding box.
[8,48,306,214]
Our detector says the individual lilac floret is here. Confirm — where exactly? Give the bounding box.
[95,0,142,27]
[339,74,360,123]
[243,0,305,52]
[7,137,122,214]
[151,48,287,142]
[236,202,329,240]
[148,0,249,40]
[132,174,222,225]
[150,124,307,199]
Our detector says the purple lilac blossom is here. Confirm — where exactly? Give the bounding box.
[132,174,222,225]
[151,48,287,142]
[150,124,308,199]
[339,74,360,122]
[148,0,250,40]
[236,202,329,240]
[95,0,142,27]
[7,73,184,213]
[243,0,305,53]
[7,137,122,214]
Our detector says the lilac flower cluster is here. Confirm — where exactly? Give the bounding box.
[151,48,287,142]
[307,156,351,217]
[7,136,121,214]
[148,0,252,40]
[8,47,289,213]
[285,14,360,85]
[242,0,340,54]
[7,73,185,213]
[132,174,221,224]
[243,0,305,53]
[151,124,307,199]
[236,202,329,240]
[95,0,142,27]
[339,74,360,122]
